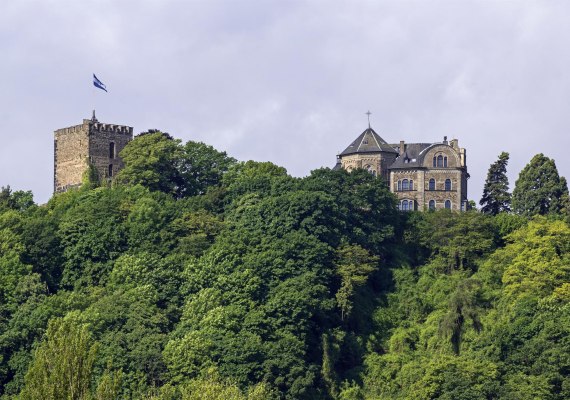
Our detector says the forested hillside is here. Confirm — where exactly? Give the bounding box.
[0,132,568,399]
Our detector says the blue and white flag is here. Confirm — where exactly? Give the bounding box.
[93,74,108,92]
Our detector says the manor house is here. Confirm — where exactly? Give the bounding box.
[335,126,469,211]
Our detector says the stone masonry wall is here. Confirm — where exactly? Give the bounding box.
[54,123,90,192]
[54,118,133,193]
[88,122,132,180]
[391,143,468,211]
[340,152,397,183]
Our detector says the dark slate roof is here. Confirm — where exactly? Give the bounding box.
[339,127,398,156]
[332,157,342,171]
[389,143,433,169]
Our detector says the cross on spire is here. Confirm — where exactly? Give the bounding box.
[365,110,372,128]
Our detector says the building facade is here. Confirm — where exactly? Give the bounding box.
[54,112,133,193]
[336,127,469,211]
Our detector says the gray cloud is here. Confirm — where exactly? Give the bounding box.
[1,0,569,204]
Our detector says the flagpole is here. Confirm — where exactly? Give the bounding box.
[92,73,95,119]
[92,88,95,119]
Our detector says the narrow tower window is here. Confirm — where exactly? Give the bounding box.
[437,155,443,167]
[109,142,115,159]
[445,179,452,191]
[444,156,448,167]
[433,156,436,167]
[108,164,113,178]
[429,178,435,191]
[445,200,451,209]
[402,179,409,191]
[429,200,436,210]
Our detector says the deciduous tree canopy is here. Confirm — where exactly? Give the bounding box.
[0,139,568,399]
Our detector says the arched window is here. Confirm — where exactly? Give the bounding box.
[397,180,401,191]
[429,178,435,191]
[437,155,443,167]
[409,180,413,190]
[445,200,451,209]
[402,200,409,211]
[429,200,436,210]
[444,156,448,167]
[402,179,409,191]
[108,164,113,178]
[109,142,115,159]
[445,179,451,191]
[433,156,436,167]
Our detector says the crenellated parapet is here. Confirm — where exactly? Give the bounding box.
[90,123,133,135]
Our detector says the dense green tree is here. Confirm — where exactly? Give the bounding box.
[334,244,378,321]
[19,317,98,400]
[439,278,483,355]
[179,141,236,197]
[118,133,236,199]
[416,210,497,272]
[480,152,511,215]
[0,186,34,212]
[512,153,569,216]
[118,131,183,196]
[2,137,570,399]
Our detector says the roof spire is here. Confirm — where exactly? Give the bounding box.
[91,109,98,123]
[365,110,372,129]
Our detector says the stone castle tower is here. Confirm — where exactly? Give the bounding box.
[54,112,133,192]
[336,126,469,211]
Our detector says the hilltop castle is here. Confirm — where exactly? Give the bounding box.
[53,112,133,192]
[335,126,469,211]
[54,114,468,211]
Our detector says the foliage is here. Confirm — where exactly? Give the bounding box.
[480,152,511,215]
[117,132,236,198]
[512,153,569,217]
[19,317,98,400]
[0,186,34,212]
[1,138,568,399]
[334,244,378,321]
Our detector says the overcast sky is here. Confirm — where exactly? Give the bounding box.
[1,0,569,204]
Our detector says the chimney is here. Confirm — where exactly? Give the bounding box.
[443,136,448,144]
[399,140,405,156]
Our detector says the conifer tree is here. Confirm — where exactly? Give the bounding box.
[512,153,569,217]
[480,152,511,215]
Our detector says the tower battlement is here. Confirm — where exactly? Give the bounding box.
[54,113,133,193]
[86,121,134,135]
